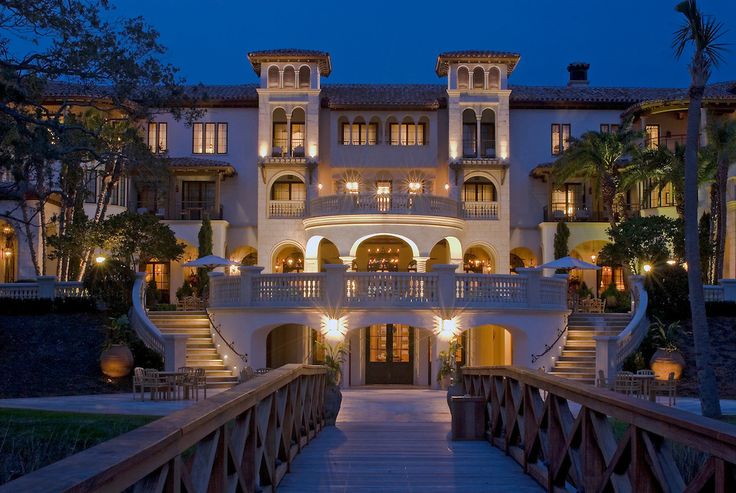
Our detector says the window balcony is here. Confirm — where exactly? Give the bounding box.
[268,200,305,219]
[462,201,499,220]
[308,193,460,218]
[543,205,607,223]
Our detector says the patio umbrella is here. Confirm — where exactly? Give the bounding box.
[183,255,239,269]
[539,256,601,271]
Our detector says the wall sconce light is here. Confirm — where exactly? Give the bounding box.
[345,181,359,193]
[321,316,347,342]
[435,316,460,341]
[449,141,458,160]
[408,182,422,193]
[259,144,268,158]
[309,144,318,158]
[444,183,450,191]
[318,183,323,190]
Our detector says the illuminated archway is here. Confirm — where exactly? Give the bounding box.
[0,220,17,283]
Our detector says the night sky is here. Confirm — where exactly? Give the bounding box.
[113,0,736,88]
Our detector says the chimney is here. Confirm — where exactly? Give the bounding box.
[567,62,590,86]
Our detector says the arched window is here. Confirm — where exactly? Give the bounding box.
[480,109,496,158]
[488,67,501,90]
[418,116,430,146]
[270,174,306,201]
[463,176,497,202]
[457,67,469,89]
[267,66,280,88]
[272,108,288,156]
[351,116,366,145]
[338,116,350,145]
[462,109,477,158]
[283,66,296,88]
[298,66,310,88]
[290,108,305,157]
[472,67,485,90]
[368,117,380,145]
[401,117,416,145]
[386,116,398,145]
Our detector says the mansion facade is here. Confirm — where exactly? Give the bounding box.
[2,49,736,386]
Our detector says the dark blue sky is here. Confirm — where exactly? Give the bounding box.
[115,0,736,88]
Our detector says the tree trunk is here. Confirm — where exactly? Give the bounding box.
[20,201,40,276]
[683,87,721,418]
[715,157,728,281]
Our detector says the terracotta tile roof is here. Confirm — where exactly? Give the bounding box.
[190,84,258,106]
[509,85,684,107]
[436,51,522,75]
[167,157,236,175]
[321,84,446,110]
[247,49,331,76]
[622,81,736,115]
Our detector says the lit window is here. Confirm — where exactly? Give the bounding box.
[345,181,359,194]
[376,181,391,195]
[389,122,426,146]
[645,125,660,149]
[551,123,571,155]
[147,122,167,153]
[192,122,228,154]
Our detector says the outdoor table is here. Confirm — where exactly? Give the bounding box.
[158,371,186,400]
[631,374,656,401]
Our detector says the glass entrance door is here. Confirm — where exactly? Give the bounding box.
[365,324,414,384]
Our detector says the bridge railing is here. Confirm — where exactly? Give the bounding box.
[0,276,86,299]
[209,265,568,311]
[0,364,327,493]
[462,366,736,492]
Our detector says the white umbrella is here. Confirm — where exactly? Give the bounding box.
[539,256,601,271]
[183,255,239,269]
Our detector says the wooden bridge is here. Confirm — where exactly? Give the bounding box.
[2,365,736,492]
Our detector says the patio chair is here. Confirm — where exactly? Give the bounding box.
[132,367,146,401]
[589,298,606,314]
[654,372,677,406]
[614,371,641,397]
[144,368,174,401]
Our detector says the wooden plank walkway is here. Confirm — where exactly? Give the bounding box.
[278,387,542,492]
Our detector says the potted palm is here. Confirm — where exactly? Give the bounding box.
[649,317,686,380]
[318,341,348,426]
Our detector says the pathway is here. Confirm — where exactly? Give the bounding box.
[277,387,543,493]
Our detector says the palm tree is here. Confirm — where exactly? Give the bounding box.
[553,125,641,227]
[702,120,736,281]
[673,0,726,418]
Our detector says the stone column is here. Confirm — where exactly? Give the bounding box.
[324,264,348,310]
[720,279,736,302]
[594,335,618,388]
[475,115,482,158]
[36,275,56,299]
[517,267,542,308]
[414,256,430,273]
[286,114,292,156]
[339,256,356,272]
[239,266,263,307]
[163,334,189,372]
[433,264,459,316]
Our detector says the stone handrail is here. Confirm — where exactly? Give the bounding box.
[461,366,736,492]
[0,282,39,299]
[462,200,499,219]
[129,272,165,356]
[309,193,460,218]
[0,364,327,493]
[268,199,306,218]
[594,275,649,382]
[704,279,736,302]
[209,265,568,312]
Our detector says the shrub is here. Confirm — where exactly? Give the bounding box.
[0,297,95,315]
[644,264,690,322]
[83,259,135,316]
[149,303,176,312]
[705,301,736,317]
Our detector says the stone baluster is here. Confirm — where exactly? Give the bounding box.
[517,268,542,308]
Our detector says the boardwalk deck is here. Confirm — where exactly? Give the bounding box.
[278,387,542,492]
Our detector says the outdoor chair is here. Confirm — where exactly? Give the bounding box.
[654,372,678,406]
[180,367,207,401]
[596,369,609,388]
[636,369,655,376]
[614,371,641,397]
[255,368,273,375]
[132,367,146,400]
[144,368,174,401]
[240,366,256,382]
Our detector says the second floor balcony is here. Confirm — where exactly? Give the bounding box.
[543,205,607,223]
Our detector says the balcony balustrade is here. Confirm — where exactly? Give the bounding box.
[308,193,460,218]
[268,200,306,218]
[543,205,607,223]
[462,201,499,219]
[209,266,567,311]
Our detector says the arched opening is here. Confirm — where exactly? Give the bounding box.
[0,220,17,282]
[298,66,310,88]
[272,243,304,273]
[488,67,501,90]
[509,247,536,273]
[318,238,340,271]
[368,116,381,145]
[353,235,415,272]
[480,109,496,158]
[269,174,306,218]
[427,239,449,272]
[227,245,258,273]
[472,67,485,90]
[338,116,350,145]
[267,66,280,88]
[457,66,469,89]
[400,116,416,146]
[462,176,498,219]
[461,325,512,366]
[351,116,367,146]
[266,325,319,369]
[282,66,296,88]
[290,107,305,157]
[271,108,287,157]
[463,245,495,274]
[386,116,398,145]
[462,108,477,158]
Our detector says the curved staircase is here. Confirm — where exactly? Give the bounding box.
[147,311,239,389]
[549,313,632,385]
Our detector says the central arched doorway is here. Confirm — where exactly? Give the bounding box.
[353,235,414,272]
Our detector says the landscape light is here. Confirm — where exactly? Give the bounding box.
[95,255,106,264]
[643,264,652,273]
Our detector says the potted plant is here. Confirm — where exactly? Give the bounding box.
[100,315,135,378]
[648,317,686,380]
[318,341,348,426]
[437,338,464,411]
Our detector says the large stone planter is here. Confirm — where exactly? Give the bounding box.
[100,344,134,378]
[650,348,685,380]
[324,384,342,426]
[446,380,465,413]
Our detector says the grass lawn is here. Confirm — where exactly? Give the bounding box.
[0,409,158,485]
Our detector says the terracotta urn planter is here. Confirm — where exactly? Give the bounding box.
[100,344,134,378]
[649,348,685,380]
[324,384,343,426]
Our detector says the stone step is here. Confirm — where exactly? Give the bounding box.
[557,355,596,362]
[554,362,596,370]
